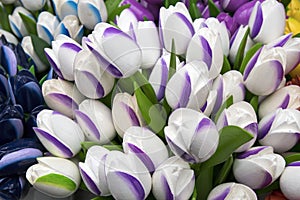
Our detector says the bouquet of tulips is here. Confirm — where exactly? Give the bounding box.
[0,0,300,199]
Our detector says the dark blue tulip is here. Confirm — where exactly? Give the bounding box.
[0,103,24,146]
[0,45,17,77]
[0,138,44,177]
[0,175,29,200]
[0,74,9,105]
[10,70,44,113]
[13,44,36,70]
[24,105,46,139]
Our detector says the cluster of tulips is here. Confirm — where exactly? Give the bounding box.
[0,0,300,199]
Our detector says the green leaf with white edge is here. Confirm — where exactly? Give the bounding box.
[284,153,300,164]
[201,126,254,169]
[19,13,37,35]
[134,82,167,138]
[250,95,258,114]
[233,27,250,70]
[221,55,231,74]
[168,39,177,80]
[208,0,220,17]
[35,173,77,191]
[196,166,214,200]
[31,34,50,66]
[214,155,233,185]
[189,2,201,20]
[239,42,263,74]
[213,96,233,123]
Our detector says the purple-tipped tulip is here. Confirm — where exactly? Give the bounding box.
[0,138,44,177]
[75,99,116,144]
[207,182,257,200]
[123,126,169,172]
[165,60,212,110]
[152,156,195,200]
[120,0,155,21]
[0,103,24,146]
[85,23,142,78]
[159,2,195,55]
[186,27,223,79]
[248,0,285,44]
[165,108,219,163]
[220,0,249,12]
[42,78,86,118]
[112,92,144,138]
[233,146,285,189]
[243,46,286,96]
[258,108,300,153]
[233,0,263,26]
[74,49,114,99]
[79,146,110,196]
[10,70,44,113]
[282,37,300,74]
[258,85,300,119]
[105,151,152,200]
[217,12,238,36]
[217,101,258,152]
[280,161,300,200]
[33,109,84,158]
[45,34,82,81]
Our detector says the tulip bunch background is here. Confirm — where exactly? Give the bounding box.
[1,0,300,199]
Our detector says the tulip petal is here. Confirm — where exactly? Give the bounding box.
[213,187,230,200]
[243,48,261,80]
[250,3,263,38]
[1,46,17,76]
[33,128,73,158]
[74,110,100,140]
[122,103,141,126]
[199,35,212,69]
[0,119,23,145]
[44,48,63,78]
[75,71,104,98]
[162,175,174,200]
[46,93,79,111]
[236,146,269,159]
[79,167,101,195]
[156,58,168,101]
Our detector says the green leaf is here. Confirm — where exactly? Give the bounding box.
[233,27,250,70]
[284,153,300,164]
[189,2,201,20]
[19,13,37,35]
[280,0,291,8]
[39,73,48,86]
[28,65,35,76]
[293,33,300,38]
[91,196,114,200]
[103,144,123,151]
[239,42,263,74]
[30,34,50,66]
[0,4,12,32]
[213,96,233,123]
[134,82,167,138]
[214,155,233,185]
[208,0,220,17]
[249,95,258,114]
[196,166,214,200]
[164,0,180,8]
[201,126,254,169]
[221,55,231,74]
[168,39,177,80]
[36,173,77,191]
[105,0,130,22]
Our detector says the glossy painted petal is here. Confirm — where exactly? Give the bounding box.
[0,45,17,76]
[0,118,23,145]
[19,0,46,11]
[37,12,59,44]
[280,162,300,200]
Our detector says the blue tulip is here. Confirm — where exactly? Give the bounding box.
[0,103,24,146]
[0,73,9,105]
[0,45,17,77]
[0,175,28,200]
[0,138,44,177]
[10,70,44,113]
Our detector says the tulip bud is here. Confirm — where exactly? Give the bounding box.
[165,108,219,163]
[0,44,17,76]
[85,23,142,78]
[33,109,85,158]
[0,138,44,177]
[45,34,82,81]
[19,0,46,11]
[280,161,300,200]
[220,0,249,12]
[79,146,110,196]
[120,0,155,21]
[207,182,257,200]
[217,101,258,152]
[248,0,285,44]
[36,11,59,45]
[233,146,285,189]
[51,0,78,21]
[0,29,18,45]
[26,157,81,198]
[152,156,195,200]
[78,0,107,30]
[75,99,116,144]
[74,49,114,99]
[10,70,44,113]
[243,46,286,96]
[9,7,35,38]
[112,92,144,138]
[258,85,300,119]
[165,60,211,110]
[233,0,263,26]
[123,126,168,172]
[105,151,152,200]
[186,27,223,79]
[1,0,18,4]
[282,37,300,74]
[21,37,48,73]
[42,78,85,118]
[217,12,238,36]
[116,7,138,34]
[54,15,84,43]
[258,108,300,153]
[0,175,28,200]
[229,25,254,64]
[159,2,195,55]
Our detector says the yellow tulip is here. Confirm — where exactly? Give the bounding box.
[285,17,300,35]
[289,64,300,77]
[287,0,300,21]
